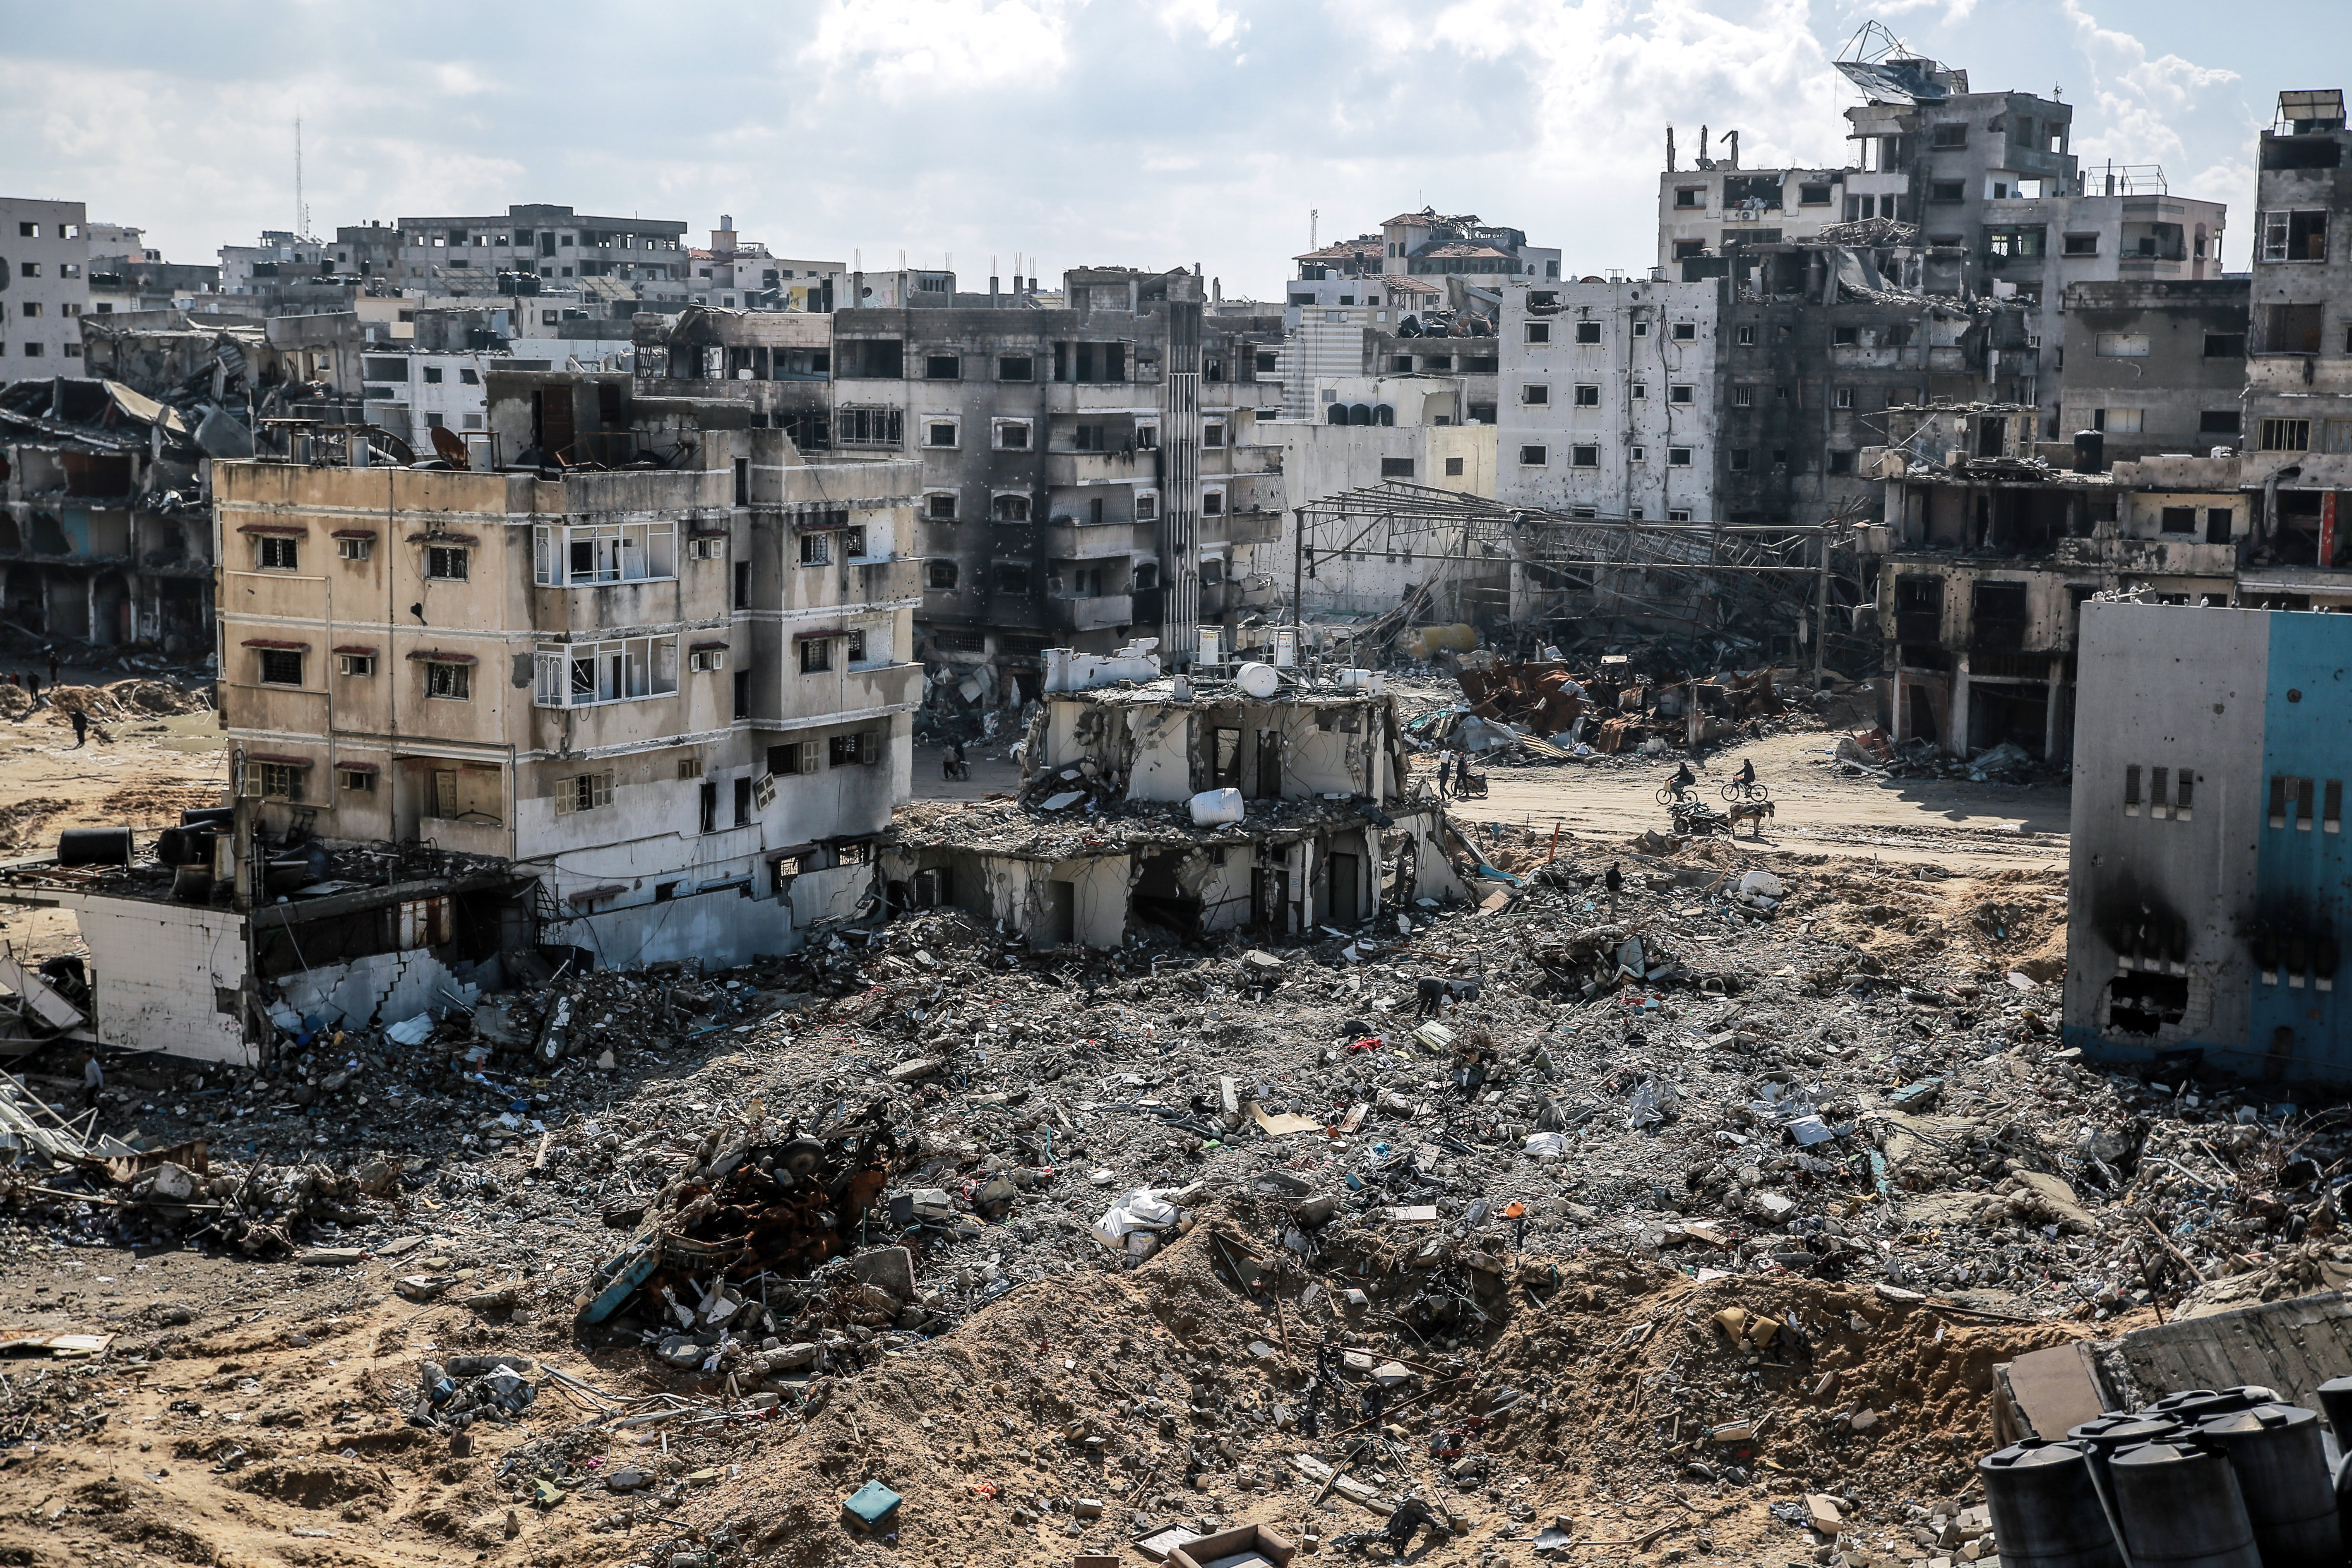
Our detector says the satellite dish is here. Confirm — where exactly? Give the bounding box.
[430,425,471,469]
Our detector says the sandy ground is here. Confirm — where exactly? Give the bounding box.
[0,668,225,964]
[915,728,2070,872]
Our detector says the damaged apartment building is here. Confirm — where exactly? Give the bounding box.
[884,646,1465,948]
[0,376,218,655]
[1875,88,2352,764]
[0,374,920,1062]
[1665,32,2225,444]
[639,268,1287,708]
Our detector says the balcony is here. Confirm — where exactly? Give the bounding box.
[1045,451,1152,486]
[1207,508,1283,547]
[1045,593,1133,633]
[421,816,512,859]
[1044,521,1155,559]
[1043,383,1159,414]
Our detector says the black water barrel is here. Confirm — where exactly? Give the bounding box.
[57,826,132,866]
[2109,1440,2262,1568]
[154,826,215,866]
[170,864,213,903]
[2193,1403,2341,1567]
[2144,1389,2280,1426]
[2314,1376,2352,1445]
[2075,429,2106,473]
[1979,1439,2124,1568]
[2071,1414,2184,1552]
[179,807,235,828]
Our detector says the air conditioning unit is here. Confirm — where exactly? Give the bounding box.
[690,536,725,560]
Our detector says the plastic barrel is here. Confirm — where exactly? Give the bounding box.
[179,806,235,828]
[2315,1377,2352,1447]
[56,826,132,866]
[154,826,215,866]
[2075,429,2106,473]
[2109,1440,2262,1568]
[2145,1389,2279,1424]
[2193,1404,2341,1567]
[1979,1439,2124,1568]
[2071,1414,2185,1555]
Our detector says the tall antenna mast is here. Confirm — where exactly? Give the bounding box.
[294,116,307,239]
[1310,208,1319,250]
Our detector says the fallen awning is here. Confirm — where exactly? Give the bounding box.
[406,650,478,664]
[240,638,309,650]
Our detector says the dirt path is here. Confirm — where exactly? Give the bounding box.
[916,729,2071,871]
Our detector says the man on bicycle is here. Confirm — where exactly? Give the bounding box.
[1735,756,1756,791]
[1668,760,1697,800]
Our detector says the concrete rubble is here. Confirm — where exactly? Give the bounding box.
[13,781,2352,1565]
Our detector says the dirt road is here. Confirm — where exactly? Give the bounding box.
[915,727,2070,870]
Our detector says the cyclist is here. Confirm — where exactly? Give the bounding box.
[1735,756,1757,792]
[1668,759,1697,801]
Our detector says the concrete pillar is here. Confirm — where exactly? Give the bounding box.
[1948,655,1972,759]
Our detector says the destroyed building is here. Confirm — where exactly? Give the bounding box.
[2243,89,2352,579]
[0,197,92,375]
[2059,279,2251,463]
[2064,598,2349,1084]
[687,214,841,312]
[382,204,692,295]
[1665,31,2226,439]
[0,375,921,1062]
[1495,277,1720,522]
[884,647,1466,947]
[0,376,217,653]
[643,270,1285,695]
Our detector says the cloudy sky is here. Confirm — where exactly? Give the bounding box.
[1,0,2335,295]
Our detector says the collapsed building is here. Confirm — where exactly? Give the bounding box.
[0,374,921,1061]
[0,377,218,654]
[884,646,1468,947]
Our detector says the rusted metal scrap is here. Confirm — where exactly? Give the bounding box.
[578,1105,902,1326]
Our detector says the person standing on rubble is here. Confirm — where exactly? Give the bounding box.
[80,1050,103,1114]
[24,670,40,708]
[46,648,59,691]
[68,706,87,748]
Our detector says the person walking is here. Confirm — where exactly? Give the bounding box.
[81,1051,103,1114]
[25,671,40,707]
[1604,860,1623,919]
[1435,753,1454,799]
[46,648,60,690]
[69,707,87,748]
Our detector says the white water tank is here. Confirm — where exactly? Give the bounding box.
[1235,662,1281,699]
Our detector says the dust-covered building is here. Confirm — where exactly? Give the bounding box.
[885,647,1468,948]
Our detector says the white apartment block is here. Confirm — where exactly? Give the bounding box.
[1496,278,1720,521]
[1,198,93,373]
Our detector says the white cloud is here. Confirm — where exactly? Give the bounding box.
[798,0,1076,99]
[2059,0,2238,167]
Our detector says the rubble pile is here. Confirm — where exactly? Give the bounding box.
[21,812,2352,1563]
[1409,653,1848,766]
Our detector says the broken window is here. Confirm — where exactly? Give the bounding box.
[1572,384,1598,407]
[1730,449,1751,472]
[2176,769,2196,819]
[1519,444,1549,466]
[1569,445,1598,467]
[2095,333,2150,358]
[799,532,829,567]
[338,653,374,677]
[257,763,305,802]
[927,491,958,521]
[2261,304,2325,354]
[1523,383,1549,405]
[2206,508,2234,543]
[1931,123,1968,149]
[1671,321,1696,341]
[1524,322,1550,344]
[993,494,1031,522]
[1828,450,1855,474]
[1834,387,1855,410]
[769,740,820,776]
[1929,181,1965,204]
[834,406,903,447]
[1674,187,1704,208]
[2063,234,2100,256]
[925,559,957,590]
[926,420,958,448]
[829,733,880,767]
[1669,384,1694,404]
[555,771,613,816]
[1833,326,1859,347]
[997,354,1033,381]
[2201,410,2242,436]
[2159,507,2197,534]
[2125,765,2142,814]
[257,648,303,685]
[1798,182,1832,206]
[924,353,961,379]
[993,562,1030,593]
[425,660,472,700]
[1985,226,2046,259]
[2261,210,2329,262]
[2262,418,2312,452]
[425,545,468,581]
[1574,320,1601,344]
